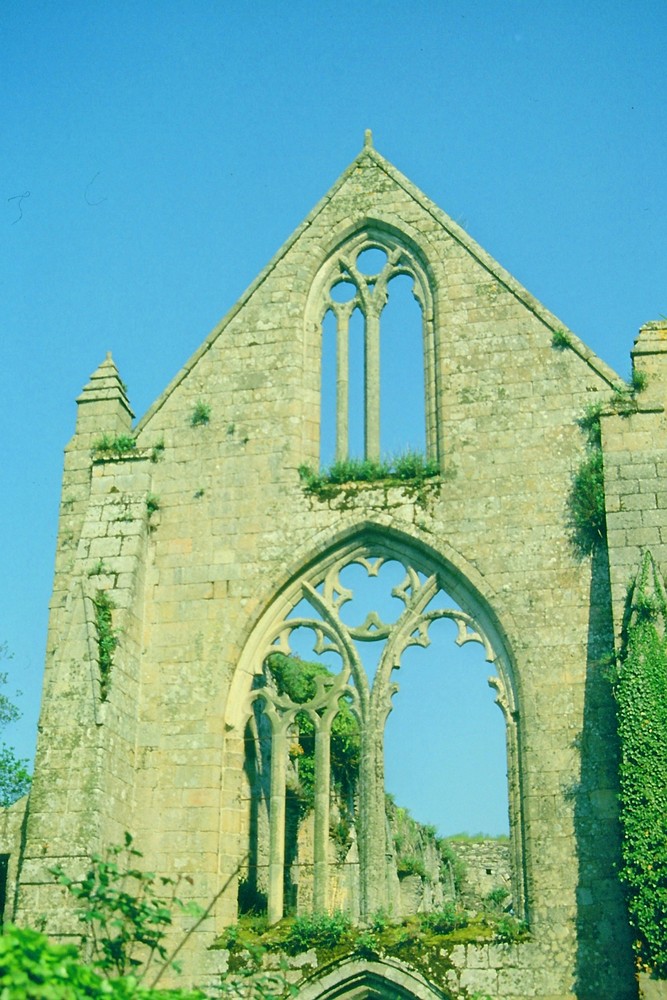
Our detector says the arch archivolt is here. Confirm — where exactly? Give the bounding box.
[296,957,454,1000]
[220,523,526,925]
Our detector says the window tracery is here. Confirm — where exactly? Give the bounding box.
[242,547,517,924]
[314,231,436,465]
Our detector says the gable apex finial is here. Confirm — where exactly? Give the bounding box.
[364,128,373,150]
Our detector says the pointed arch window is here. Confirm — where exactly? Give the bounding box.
[237,541,523,926]
[313,231,437,466]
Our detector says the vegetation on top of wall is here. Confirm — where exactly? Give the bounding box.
[216,905,528,982]
[551,328,571,350]
[91,434,137,459]
[298,451,440,495]
[265,652,360,811]
[612,552,667,977]
[93,591,118,701]
[568,404,606,557]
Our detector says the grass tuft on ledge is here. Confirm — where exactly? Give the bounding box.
[299,451,440,492]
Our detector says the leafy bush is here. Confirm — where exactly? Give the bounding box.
[494,914,528,943]
[283,911,351,953]
[50,833,201,982]
[0,924,205,999]
[418,903,467,935]
[613,552,667,975]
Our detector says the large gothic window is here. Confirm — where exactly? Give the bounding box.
[238,542,521,925]
[314,231,436,467]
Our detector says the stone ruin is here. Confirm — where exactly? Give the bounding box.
[3,132,667,999]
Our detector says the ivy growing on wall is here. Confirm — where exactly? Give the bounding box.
[93,591,118,701]
[568,404,607,556]
[613,551,667,975]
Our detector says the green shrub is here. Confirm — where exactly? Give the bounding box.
[0,924,205,999]
[50,833,201,982]
[283,911,351,953]
[418,903,467,935]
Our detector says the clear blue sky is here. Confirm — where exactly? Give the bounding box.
[2,1,666,836]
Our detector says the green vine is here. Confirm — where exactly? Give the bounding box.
[93,591,118,701]
[613,552,667,975]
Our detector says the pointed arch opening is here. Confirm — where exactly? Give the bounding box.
[224,529,525,928]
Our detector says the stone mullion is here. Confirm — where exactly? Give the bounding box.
[267,716,289,924]
[364,307,381,462]
[334,303,353,462]
[312,714,332,912]
[358,708,386,920]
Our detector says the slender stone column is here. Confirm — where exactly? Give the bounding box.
[358,721,386,919]
[313,719,331,912]
[365,308,381,461]
[268,722,287,924]
[335,305,351,462]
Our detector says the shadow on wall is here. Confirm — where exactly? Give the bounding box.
[574,544,635,999]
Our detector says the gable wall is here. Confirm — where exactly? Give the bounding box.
[11,151,644,999]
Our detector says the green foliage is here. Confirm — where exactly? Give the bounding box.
[630,369,649,394]
[93,592,119,701]
[0,644,31,806]
[50,833,201,983]
[265,653,360,810]
[493,914,528,943]
[396,854,427,880]
[0,924,206,999]
[299,450,439,493]
[190,401,211,427]
[92,435,137,459]
[613,553,667,975]
[282,911,351,954]
[551,328,571,350]
[568,411,607,556]
[483,886,510,912]
[146,494,161,516]
[417,903,467,935]
[150,441,165,464]
[88,560,110,577]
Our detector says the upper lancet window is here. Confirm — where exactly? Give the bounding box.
[315,231,436,466]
